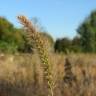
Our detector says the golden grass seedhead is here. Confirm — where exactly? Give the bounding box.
[17,16,31,26]
[17,15,54,96]
[17,15,36,33]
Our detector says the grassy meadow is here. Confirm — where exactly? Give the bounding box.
[0,53,96,96]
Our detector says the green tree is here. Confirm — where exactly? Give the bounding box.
[54,38,72,53]
[77,10,96,53]
[0,17,25,53]
[72,36,82,52]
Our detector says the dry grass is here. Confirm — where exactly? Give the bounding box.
[0,53,96,96]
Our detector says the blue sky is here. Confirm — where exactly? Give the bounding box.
[0,0,96,39]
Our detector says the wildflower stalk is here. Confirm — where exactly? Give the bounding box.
[17,15,54,96]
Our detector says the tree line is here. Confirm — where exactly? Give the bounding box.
[54,10,96,53]
[0,16,54,53]
[0,10,96,53]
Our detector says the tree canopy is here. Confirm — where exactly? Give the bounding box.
[54,10,96,53]
[77,10,96,53]
[0,17,54,53]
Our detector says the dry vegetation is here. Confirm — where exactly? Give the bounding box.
[0,53,96,96]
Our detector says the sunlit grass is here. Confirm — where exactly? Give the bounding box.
[0,53,96,96]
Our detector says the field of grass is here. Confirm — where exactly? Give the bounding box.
[0,53,96,96]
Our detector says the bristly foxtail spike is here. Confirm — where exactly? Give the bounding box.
[17,15,35,32]
[17,15,28,25]
[17,15,54,96]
